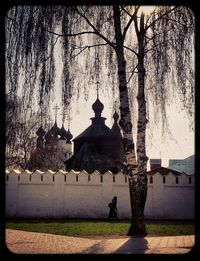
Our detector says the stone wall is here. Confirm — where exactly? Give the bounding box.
[6,169,195,219]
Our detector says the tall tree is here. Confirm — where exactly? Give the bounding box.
[5,5,194,236]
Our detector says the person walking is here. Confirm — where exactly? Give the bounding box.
[107,196,118,221]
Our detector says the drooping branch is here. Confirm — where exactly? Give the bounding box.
[144,6,178,31]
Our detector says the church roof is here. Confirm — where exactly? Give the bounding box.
[73,120,113,141]
[71,143,95,173]
[147,167,182,176]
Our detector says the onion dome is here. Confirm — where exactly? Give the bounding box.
[36,125,45,137]
[59,124,67,140]
[92,98,104,117]
[66,129,73,144]
[111,111,122,137]
[50,121,60,137]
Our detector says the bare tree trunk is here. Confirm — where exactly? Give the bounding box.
[113,6,147,236]
[128,12,148,236]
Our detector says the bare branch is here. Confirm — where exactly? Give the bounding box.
[123,45,138,57]
[127,65,138,84]
[69,42,109,61]
[72,6,116,49]
[122,12,136,40]
[121,6,132,17]
[41,26,96,37]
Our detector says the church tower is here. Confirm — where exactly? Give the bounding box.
[65,94,125,173]
[28,105,73,171]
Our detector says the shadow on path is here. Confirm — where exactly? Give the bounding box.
[114,237,148,254]
[81,241,106,254]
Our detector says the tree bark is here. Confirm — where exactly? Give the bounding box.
[128,12,148,236]
[113,6,147,236]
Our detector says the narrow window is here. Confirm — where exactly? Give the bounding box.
[150,176,153,184]
[6,175,9,181]
[64,175,66,182]
[176,177,179,184]
[41,175,43,181]
[18,175,20,181]
[100,175,103,183]
[76,175,78,182]
[113,175,115,183]
[53,176,55,182]
[88,175,91,182]
[189,177,192,184]
[125,176,127,183]
[163,177,166,184]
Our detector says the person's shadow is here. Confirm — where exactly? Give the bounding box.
[114,237,148,254]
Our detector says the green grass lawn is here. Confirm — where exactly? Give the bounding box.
[6,219,195,237]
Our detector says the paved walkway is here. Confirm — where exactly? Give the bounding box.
[6,229,195,254]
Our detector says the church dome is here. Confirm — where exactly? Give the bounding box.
[66,129,73,143]
[111,111,122,138]
[36,125,45,137]
[59,124,67,140]
[50,121,60,137]
[92,98,104,115]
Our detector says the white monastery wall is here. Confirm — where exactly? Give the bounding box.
[6,170,195,219]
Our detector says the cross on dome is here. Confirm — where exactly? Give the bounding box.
[53,104,59,122]
[60,110,68,126]
[67,107,72,129]
[95,81,100,99]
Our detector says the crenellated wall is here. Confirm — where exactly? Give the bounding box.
[6,170,195,219]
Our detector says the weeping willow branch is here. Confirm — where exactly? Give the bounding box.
[72,6,116,49]
[145,6,178,31]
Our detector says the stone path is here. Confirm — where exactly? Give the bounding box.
[6,229,195,254]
